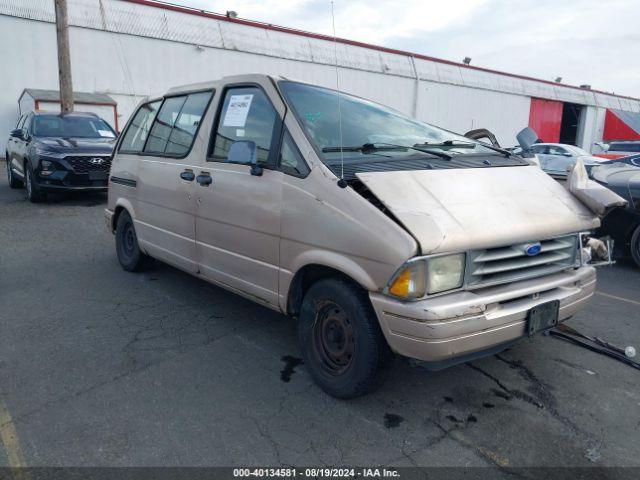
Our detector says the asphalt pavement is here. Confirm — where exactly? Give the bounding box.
[1,163,639,474]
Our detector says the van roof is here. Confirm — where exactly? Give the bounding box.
[165,74,283,96]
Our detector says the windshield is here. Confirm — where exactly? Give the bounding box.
[279,81,496,160]
[33,115,116,139]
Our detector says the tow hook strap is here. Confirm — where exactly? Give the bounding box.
[549,325,640,371]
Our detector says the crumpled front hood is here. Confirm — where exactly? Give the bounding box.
[356,166,599,254]
[35,137,116,155]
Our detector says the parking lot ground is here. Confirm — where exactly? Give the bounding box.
[1,163,639,473]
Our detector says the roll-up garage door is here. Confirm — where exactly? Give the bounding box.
[528,98,563,143]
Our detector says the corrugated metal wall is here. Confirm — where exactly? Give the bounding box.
[0,0,638,150]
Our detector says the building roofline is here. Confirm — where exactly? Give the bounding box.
[123,0,638,103]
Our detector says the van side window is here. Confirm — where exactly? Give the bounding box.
[144,96,187,154]
[119,100,161,152]
[165,91,213,155]
[210,87,277,164]
[279,129,310,177]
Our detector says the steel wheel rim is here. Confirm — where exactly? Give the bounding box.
[312,300,355,376]
[121,222,135,258]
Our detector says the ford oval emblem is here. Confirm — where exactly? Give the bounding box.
[524,242,542,256]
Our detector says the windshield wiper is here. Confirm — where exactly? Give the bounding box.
[415,139,514,158]
[415,140,476,149]
[322,142,451,160]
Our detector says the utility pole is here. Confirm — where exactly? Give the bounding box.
[54,0,74,112]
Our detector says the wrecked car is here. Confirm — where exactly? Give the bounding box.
[590,162,640,267]
[105,75,622,398]
[515,127,606,179]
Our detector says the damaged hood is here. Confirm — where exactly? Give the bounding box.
[356,166,600,254]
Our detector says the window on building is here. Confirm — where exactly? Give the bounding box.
[210,87,278,164]
[119,100,161,153]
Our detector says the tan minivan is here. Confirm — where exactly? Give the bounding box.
[106,74,604,398]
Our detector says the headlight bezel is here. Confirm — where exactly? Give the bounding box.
[385,252,466,300]
[34,146,65,159]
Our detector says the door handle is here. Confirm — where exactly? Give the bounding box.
[196,173,212,186]
[180,170,195,181]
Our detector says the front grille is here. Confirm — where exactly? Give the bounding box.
[465,235,579,289]
[67,156,111,173]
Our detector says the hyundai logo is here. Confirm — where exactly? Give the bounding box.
[89,158,104,165]
[524,242,542,256]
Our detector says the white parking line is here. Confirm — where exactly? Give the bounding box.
[0,395,29,480]
[596,291,640,307]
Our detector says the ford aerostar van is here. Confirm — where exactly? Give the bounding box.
[106,74,603,398]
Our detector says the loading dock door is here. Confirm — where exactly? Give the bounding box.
[528,98,563,143]
[559,103,583,145]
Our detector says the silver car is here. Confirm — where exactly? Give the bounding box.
[525,143,606,178]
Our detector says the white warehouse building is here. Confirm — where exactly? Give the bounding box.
[1,0,639,151]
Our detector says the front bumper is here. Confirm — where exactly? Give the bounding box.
[33,154,110,191]
[35,169,109,191]
[370,266,596,365]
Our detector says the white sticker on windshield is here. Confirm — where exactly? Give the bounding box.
[223,94,253,127]
[98,129,115,138]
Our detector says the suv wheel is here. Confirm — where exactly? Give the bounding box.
[115,210,152,272]
[6,155,23,189]
[298,278,391,398]
[631,225,640,268]
[25,165,45,203]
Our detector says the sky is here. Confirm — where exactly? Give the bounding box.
[164,0,639,97]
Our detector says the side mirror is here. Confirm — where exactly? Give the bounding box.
[9,129,23,140]
[562,152,573,157]
[228,140,262,176]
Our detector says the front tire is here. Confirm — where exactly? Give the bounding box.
[298,278,391,399]
[6,155,23,189]
[115,210,152,272]
[631,225,640,268]
[25,165,45,203]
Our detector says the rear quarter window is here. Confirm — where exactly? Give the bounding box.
[119,101,161,153]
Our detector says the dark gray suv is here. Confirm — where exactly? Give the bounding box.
[5,111,117,202]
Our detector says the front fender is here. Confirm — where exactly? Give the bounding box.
[288,249,380,292]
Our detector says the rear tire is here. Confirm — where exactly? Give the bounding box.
[25,165,45,203]
[115,210,152,272]
[631,225,640,268]
[298,277,391,399]
[6,155,23,189]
